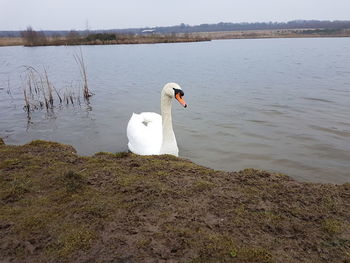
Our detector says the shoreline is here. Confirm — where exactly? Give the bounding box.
[1,28,350,47]
[0,139,349,262]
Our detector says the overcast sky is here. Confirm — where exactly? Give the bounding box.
[1,0,350,31]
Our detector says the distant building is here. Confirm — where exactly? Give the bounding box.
[141,29,155,34]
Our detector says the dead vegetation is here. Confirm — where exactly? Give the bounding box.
[16,27,211,47]
[73,49,92,99]
[21,50,92,118]
[2,28,350,47]
[0,37,23,46]
[0,139,349,263]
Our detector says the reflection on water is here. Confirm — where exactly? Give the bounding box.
[0,38,350,183]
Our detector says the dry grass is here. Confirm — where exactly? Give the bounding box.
[20,50,92,118]
[0,37,23,46]
[74,48,92,100]
[0,34,210,47]
[21,66,56,115]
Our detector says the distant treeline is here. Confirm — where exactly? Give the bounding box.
[2,20,350,37]
[140,20,350,34]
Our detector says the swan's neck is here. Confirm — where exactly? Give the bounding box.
[160,91,178,156]
[161,93,173,136]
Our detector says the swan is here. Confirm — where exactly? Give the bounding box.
[127,83,187,157]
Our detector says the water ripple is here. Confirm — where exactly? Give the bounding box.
[303,97,334,103]
[309,124,350,138]
[1,38,350,183]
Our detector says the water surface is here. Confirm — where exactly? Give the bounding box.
[1,38,350,183]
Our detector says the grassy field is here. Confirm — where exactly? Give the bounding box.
[1,28,350,47]
[192,28,350,40]
[0,37,23,46]
[0,33,210,47]
[0,139,349,262]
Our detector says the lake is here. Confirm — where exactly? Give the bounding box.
[0,38,349,183]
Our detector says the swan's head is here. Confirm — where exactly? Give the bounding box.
[163,82,187,108]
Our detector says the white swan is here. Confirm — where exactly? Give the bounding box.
[127,83,187,157]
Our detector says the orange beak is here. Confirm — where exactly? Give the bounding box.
[175,93,187,108]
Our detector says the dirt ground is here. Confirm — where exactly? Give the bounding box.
[0,139,349,262]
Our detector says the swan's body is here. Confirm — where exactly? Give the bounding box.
[127,112,163,155]
[127,83,187,157]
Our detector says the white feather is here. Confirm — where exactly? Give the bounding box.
[127,112,162,155]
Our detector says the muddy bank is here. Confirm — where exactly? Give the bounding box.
[0,140,349,262]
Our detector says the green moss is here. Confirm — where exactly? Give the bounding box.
[136,238,152,248]
[241,186,261,196]
[118,174,141,187]
[190,235,273,263]
[322,196,338,211]
[0,158,21,169]
[257,211,284,222]
[114,152,130,158]
[56,226,95,256]
[229,248,238,257]
[322,219,343,235]
[94,151,115,157]
[192,180,216,191]
[24,164,42,173]
[241,168,259,176]
[190,234,270,263]
[17,212,50,232]
[94,151,130,159]
[1,177,31,202]
[86,157,108,164]
[28,140,58,147]
[61,170,84,192]
[72,193,117,220]
[156,170,169,176]
[27,140,76,154]
[237,246,273,263]
[195,167,215,176]
[0,140,349,263]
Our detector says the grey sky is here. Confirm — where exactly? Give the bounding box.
[1,0,350,31]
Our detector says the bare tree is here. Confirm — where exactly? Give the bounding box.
[66,30,81,44]
[21,26,47,46]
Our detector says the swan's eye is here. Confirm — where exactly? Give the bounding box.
[173,88,184,97]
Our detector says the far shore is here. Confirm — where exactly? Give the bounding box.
[1,28,350,47]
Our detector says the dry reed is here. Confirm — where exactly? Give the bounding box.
[74,48,92,100]
[22,50,92,118]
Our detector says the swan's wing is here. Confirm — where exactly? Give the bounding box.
[127,112,162,155]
